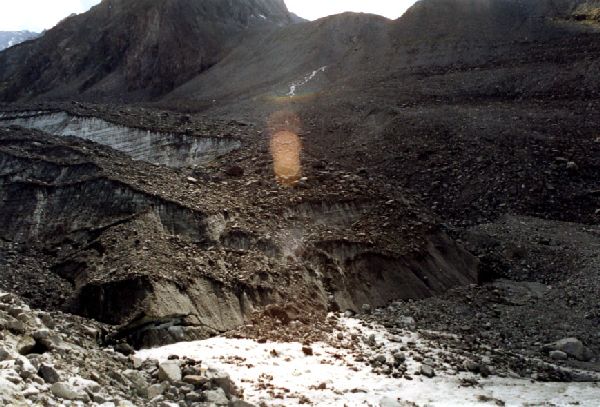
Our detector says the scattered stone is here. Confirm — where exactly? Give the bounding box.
[123,369,148,396]
[6,320,26,334]
[230,398,256,407]
[393,352,406,363]
[302,346,314,356]
[366,334,377,347]
[51,382,89,401]
[185,391,203,402]
[380,397,417,407]
[0,348,10,361]
[397,316,416,328]
[549,350,568,360]
[183,375,207,386]
[225,165,244,177]
[566,161,578,171]
[206,368,236,396]
[463,360,480,373]
[479,364,492,378]
[204,388,229,405]
[22,386,40,398]
[147,382,169,399]
[420,364,435,378]
[361,304,372,314]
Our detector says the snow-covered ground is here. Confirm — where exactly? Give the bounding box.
[287,66,327,96]
[137,317,600,406]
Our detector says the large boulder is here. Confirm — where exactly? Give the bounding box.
[38,364,61,384]
[543,338,595,362]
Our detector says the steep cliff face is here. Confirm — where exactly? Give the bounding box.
[0,0,292,101]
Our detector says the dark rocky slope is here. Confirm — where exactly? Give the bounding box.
[161,0,600,118]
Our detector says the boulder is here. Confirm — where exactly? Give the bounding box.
[147,382,168,399]
[16,336,36,355]
[123,369,148,396]
[206,368,236,397]
[38,364,61,384]
[158,361,182,383]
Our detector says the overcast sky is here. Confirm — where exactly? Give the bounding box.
[0,0,416,32]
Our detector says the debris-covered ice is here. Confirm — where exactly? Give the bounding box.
[138,317,600,406]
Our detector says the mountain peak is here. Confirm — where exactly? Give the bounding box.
[0,0,292,101]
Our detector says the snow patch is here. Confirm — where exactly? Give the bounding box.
[287,66,327,96]
[137,317,600,406]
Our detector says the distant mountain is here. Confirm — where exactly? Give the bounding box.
[0,0,293,101]
[0,31,39,51]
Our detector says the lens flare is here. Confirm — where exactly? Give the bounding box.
[267,110,303,186]
[270,130,302,186]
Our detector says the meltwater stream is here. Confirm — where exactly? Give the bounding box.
[0,111,241,168]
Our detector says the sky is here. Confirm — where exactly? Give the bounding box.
[0,0,417,32]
